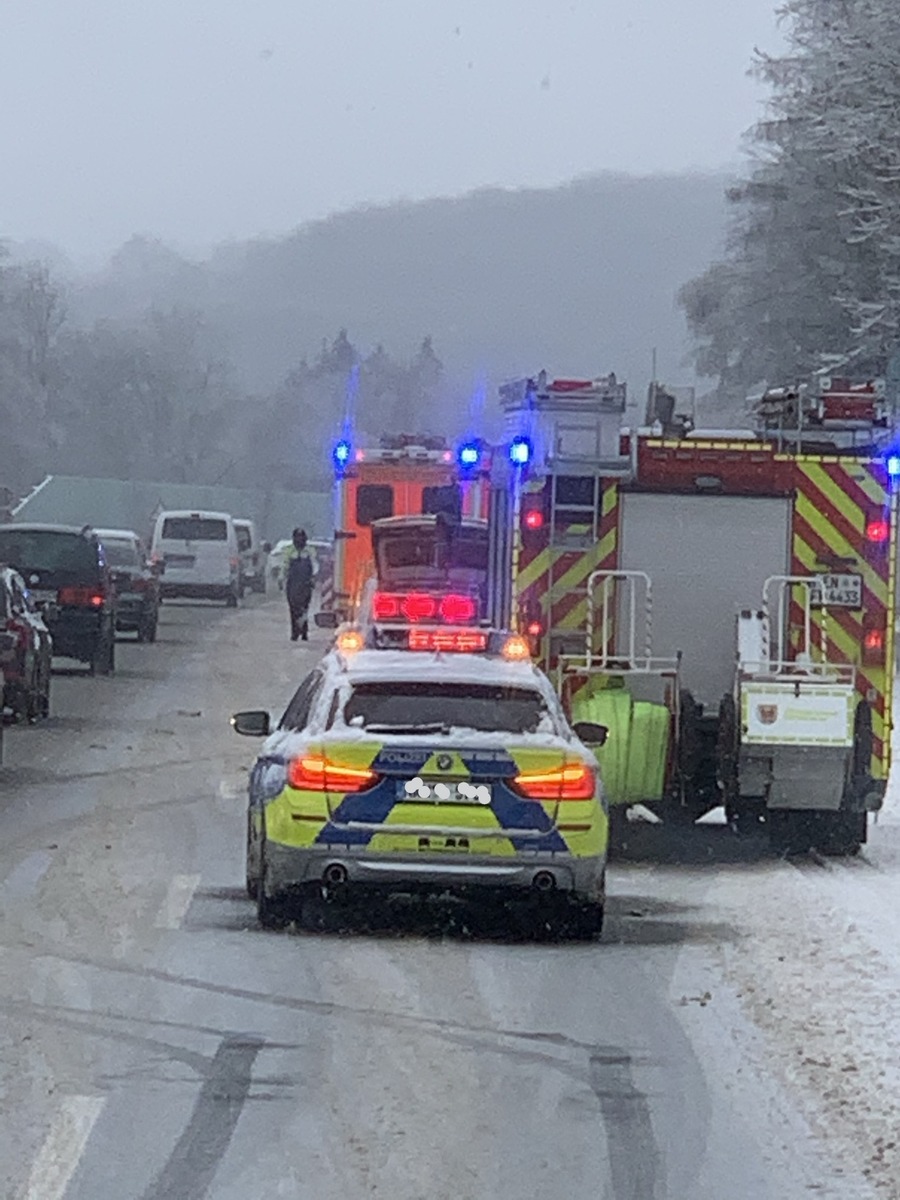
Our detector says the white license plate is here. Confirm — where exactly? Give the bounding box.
[809,573,862,608]
[29,589,56,605]
[397,778,492,806]
[165,555,195,568]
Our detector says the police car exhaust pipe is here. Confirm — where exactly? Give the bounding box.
[323,862,349,887]
[532,870,556,892]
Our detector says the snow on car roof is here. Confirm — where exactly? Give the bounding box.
[95,528,139,540]
[337,647,547,690]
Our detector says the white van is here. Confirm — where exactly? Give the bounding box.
[151,511,241,606]
[233,518,267,595]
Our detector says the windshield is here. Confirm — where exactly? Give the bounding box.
[235,526,252,551]
[342,681,552,735]
[161,517,228,541]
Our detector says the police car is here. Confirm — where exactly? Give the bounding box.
[232,626,609,936]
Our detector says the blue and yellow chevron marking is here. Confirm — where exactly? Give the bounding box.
[260,740,604,858]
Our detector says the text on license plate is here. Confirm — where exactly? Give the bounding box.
[809,573,862,607]
[397,777,492,805]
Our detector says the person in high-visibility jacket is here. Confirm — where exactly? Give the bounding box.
[282,528,317,641]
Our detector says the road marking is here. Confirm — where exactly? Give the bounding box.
[217,779,244,800]
[155,874,201,930]
[25,1094,105,1200]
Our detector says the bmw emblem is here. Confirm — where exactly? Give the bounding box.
[436,754,453,772]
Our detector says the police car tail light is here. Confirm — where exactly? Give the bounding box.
[288,754,377,793]
[408,629,488,653]
[512,760,595,801]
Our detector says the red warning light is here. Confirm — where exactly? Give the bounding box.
[524,509,544,530]
[866,518,889,544]
[526,621,542,637]
[864,629,884,651]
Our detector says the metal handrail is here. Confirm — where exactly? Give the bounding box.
[762,574,846,677]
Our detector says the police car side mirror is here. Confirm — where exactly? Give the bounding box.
[573,721,608,747]
[314,611,338,629]
[231,710,271,737]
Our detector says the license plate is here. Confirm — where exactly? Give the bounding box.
[29,588,56,604]
[165,554,195,568]
[397,778,492,806]
[809,573,862,608]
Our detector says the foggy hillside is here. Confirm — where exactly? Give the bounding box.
[74,172,727,403]
[1,172,729,495]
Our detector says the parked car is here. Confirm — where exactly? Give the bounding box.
[233,519,268,595]
[150,510,241,605]
[0,566,52,721]
[95,528,161,642]
[0,524,116,675]
[267,538,292,591]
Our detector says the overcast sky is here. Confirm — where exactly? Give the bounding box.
[0,0,783,260]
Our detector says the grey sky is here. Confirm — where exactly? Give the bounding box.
[1,0,782,259]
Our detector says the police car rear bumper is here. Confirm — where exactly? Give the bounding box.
[264,843,605,900]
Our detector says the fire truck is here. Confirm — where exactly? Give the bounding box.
[499,372,898,854]
[323,372,897,855]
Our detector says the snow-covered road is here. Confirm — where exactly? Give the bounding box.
[0,598,897,1197]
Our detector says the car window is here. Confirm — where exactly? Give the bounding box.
[235,526,252,552]
[343,681,553,734]
[279,670,325,731]
[160,517,228,541]
[102,539,141,568]
[0,530,100,584]
[356,484,394,526]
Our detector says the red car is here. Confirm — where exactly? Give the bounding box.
[0,566,52,722]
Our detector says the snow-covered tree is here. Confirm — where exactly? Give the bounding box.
[681,0,900,401]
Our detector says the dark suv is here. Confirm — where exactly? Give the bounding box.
[0,524,116,675]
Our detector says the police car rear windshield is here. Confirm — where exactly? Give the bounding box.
[343,682,551,735]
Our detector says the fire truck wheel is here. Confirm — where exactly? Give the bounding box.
[678,690,703,783]
[768,810,812,856]
[813,811,866,857]
[717,694,739,805]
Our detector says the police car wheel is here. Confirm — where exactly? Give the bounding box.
[568,901,604,941]
[245,811,260,898]
[256,871,287,929]
[256,830,287,929]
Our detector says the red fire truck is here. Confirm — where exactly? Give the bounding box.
[501,372,897,854]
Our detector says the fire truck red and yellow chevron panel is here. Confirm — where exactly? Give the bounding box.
[790,456,895,780]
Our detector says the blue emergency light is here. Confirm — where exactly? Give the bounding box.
[333,439,352,471]
[509,436,532,466]
[458,442,481,468]
[887,453,900,480]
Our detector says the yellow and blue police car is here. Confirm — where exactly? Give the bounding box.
[232,626,609,936]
